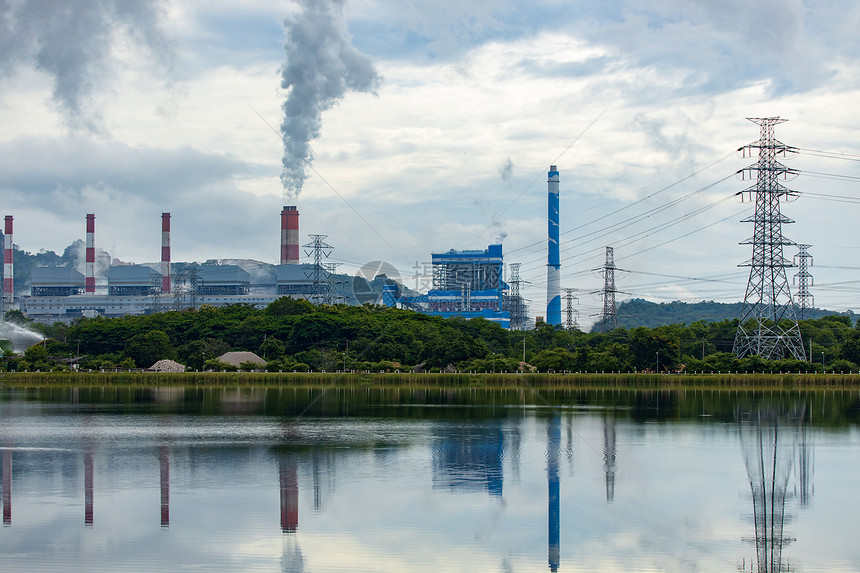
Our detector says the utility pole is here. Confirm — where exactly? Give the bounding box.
[733,117,806,361]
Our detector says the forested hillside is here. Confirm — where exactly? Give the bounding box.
[615,298,858,329]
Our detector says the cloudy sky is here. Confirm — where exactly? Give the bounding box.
[2,0,860,326]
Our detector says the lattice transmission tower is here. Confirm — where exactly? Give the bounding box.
[793,244,814,320]
[303,234,333,305]
[595,247,618,332]
[562,288,579,331]
[507,263,529,330]
[733,118,806,361]
[324,262,342,305]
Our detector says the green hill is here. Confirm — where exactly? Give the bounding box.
[614,298,858,329]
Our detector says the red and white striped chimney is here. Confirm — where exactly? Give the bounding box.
[280,206,299,265]
[3,215,12,300]
[161,213,171,293]
[85,213,95,294]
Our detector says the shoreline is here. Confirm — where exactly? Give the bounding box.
[1,371,859,389]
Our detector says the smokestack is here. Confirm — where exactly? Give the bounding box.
[546,166,561,326]
[161,213,171,293]
[280,206,300,265]
[85,214,95,294]
[3,216,12,303]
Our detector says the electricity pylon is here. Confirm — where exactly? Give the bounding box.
[793,244,814,320]
[733,117,806,361]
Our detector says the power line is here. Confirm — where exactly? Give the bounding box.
[798,147,860,161]
[506,152,736,257]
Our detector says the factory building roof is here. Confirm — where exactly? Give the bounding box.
[31,266,85,286]
[197,265,250,285]
[108,265,160,286]
[432,244,504,263]
[275,264,321,296]
[276,263,328,284]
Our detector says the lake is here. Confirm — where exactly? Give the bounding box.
[0,386,858,572]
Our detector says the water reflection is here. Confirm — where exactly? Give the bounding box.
[2,449,10,526]
[159,446,169,528]
[738,404,805,573]
[0,387,855,572]
[432,423,504,497]
[279,458,303,573]
[797,424,813,508]
[84,449,93,527]
[547,416,560,572]
[603,414,617,504]
[279,459,298,533]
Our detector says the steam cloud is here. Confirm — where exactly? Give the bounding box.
[498,157,513,181]
[0,0,169,132]
[280,0,381,199]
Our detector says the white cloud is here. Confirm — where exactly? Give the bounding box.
[2,0,860,319]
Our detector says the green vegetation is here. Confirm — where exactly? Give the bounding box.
[2,300,860,375]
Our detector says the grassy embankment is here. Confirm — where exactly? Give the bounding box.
[1,371,859,389]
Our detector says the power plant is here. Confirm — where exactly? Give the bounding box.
[0,117,830,344]
[1,167,555,328]
[11,207,325,322]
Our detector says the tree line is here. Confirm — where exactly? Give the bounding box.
[3,298,860,373]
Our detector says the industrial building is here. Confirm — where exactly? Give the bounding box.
[277,263,328,297]
[4,196,542,329]
[422,244,511,327]
[9,207,329,323]
[197,265,250,296]
[108,265,161,296]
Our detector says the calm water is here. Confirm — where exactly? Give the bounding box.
[0,386,859,572]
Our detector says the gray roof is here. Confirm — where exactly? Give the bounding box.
[276,263,327,284]
[108,265,160,285]
[31,266,85,286]
[197,265,250,285]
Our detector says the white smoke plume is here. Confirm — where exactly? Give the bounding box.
[0,320,44,353]
[498,157,513,182]
[0,0,169,132]
[280,0,381,199]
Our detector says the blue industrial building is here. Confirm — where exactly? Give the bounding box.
[423,244,510,327]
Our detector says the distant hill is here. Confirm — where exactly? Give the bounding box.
[613,298,859,329]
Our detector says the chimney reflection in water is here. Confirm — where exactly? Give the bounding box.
[547,417,560,572]
[2,450,10,526]
[84,451,94,527]
[280,459,298,533]
[160,447,170,528]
